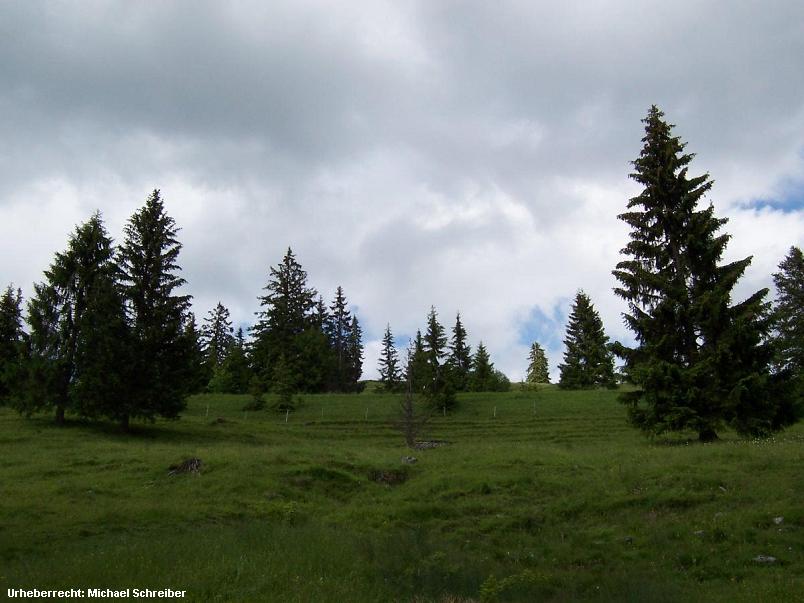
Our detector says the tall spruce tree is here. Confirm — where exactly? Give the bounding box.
[0,286,25,406]
[70,264,133,424]
[378,323,402,392]
[424,307,447,370]
[119,190,192,428]
[772,246,804,410]
[209,327,253,394]
[469,342,493,391]
[613,106,789,440]
[448,312,472,391]
[406,330,429,394]
[772,246,804,377]
[346,315,364,391]
[182,312,209,394]
[23,213,130,424]
[327,286,352,391]
[558,291,616,389]
[526,341,550,385]
[312,295,329,330]
[423,306,455,409]
[201,302,235,371]
[251,247,317,391]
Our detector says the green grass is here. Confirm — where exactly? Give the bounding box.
[1,387,802,601]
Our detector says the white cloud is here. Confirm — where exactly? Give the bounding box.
[1,1,803,381]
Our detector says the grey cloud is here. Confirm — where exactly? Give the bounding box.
[1,1,803,379]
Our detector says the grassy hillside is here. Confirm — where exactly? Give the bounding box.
[1,388,802,601]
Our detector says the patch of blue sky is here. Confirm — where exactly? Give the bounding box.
[517,301,571,350]
[739,177,804,213]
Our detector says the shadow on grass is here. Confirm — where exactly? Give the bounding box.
[16,414,263,446]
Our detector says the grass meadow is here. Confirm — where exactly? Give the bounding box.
[1,386,802,601]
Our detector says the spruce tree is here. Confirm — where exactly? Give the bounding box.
[71,266,133,424]
[251,247,317,389]
[423,306,455,410]
[526,341,550,385]
[119,190,192,428]
[182,312,209,394]
[469,342,510,392]
[326,286,352,391]
[469,342,493,391]
[406,330,429,394]
[423,306,447,372]
[295,326,334,393]
[772,246,804,377]
[201,302,235,371]
[346,315,364,391]
[448,312,472,391]
[22,282,63,418]
[772,246,804,409]
[232,328,254,393]
[558,291,616,389]
[23,213,130,424]
[209,328,253,394]
[0,286,25,406]
[378,324,402,392]
[312,295,329,331]
[613,106,788,440]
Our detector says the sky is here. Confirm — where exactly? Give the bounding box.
[1,1,803,381]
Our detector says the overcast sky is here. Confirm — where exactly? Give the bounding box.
[2,1,803,380]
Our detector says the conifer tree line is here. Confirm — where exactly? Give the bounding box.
[0,107,802,439]
[0,193,369,427]
[248,249,364,396]
[377,309,510,411]
[2,193,193,430]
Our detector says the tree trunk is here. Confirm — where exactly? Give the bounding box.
[55,405,65,425]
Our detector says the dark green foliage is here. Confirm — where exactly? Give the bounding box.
[21,213,131,424]
[209,328,253,394]
[378,324,402,392]
[558,291,616,389]
[71,267,133,424]
[422,307,456,410]
[250,247,317,390]
[326,286,352,391]
[294,327,336,392]
[271,354,296,410]
[346,315,364,392]
[20,282,62,418]
[0,285,25,406]
[771,246,804,417]
[613,106,789,440]
[201,302,235,372]
[249,253,364,395]
[772,246,804,377]
[469,342,510,392]
[311,295,329,330]
[448,312,472,391]
[526,341,550,385]
[423,307,448,366]
[470,342,492,391]
[118,190,192,426]
[245,375,265,410]
[406,330,429,394]
[181,313,209,394]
